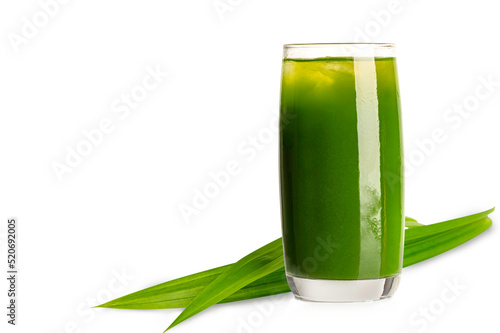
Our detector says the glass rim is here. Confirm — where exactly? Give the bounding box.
[283,43,395,48]
[283,43,396,59]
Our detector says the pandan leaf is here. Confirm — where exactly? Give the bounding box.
[165,238,284,331]
[97,209,493,330]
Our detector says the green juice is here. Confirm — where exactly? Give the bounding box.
[280,57,404,280]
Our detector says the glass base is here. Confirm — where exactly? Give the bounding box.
[286,274,400,303]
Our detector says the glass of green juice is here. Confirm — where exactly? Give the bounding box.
[279,43,404,302]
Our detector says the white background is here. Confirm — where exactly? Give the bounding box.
[1,0,499,332]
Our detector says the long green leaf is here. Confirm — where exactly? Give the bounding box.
[165,238,284,331]
[405,208,494,243]
[98,265,229,309]
[98,210,494,313]
[99,267,287,310]
[403,217,492,266]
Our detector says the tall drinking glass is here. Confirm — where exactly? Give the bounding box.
[279,43,404,302]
